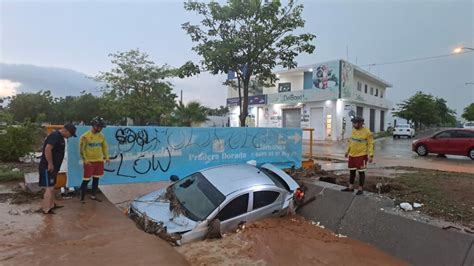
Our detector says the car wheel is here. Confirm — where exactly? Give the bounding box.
[469,149,474,160]
[416,145,428,156]
[393,135,396,139]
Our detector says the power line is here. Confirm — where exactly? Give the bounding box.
[360,50,474,67]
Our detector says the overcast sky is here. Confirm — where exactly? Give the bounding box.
[0,0,473,116]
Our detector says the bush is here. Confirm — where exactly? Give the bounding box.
[0,124,42,162]
[0,166,24,182]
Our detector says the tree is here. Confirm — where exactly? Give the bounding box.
[434,97,456,126]
[462,103,474,121]
[206,105,229,116]
[97,49,178,126]
[51,92,111,124]
[172,101,208,127]
[7,90,54,123]
[182,0,315,126]
[394,92,456,129]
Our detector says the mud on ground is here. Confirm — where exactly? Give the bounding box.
[176,216,406,266]
[294,165,474,228]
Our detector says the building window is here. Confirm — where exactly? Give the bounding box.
[357,82,362,91]
[364,84,368,93]
[356,106,363,117]
[380,90,384,98]
[278,82,291,92]
[375,88,379,96]
[370,87,374,95]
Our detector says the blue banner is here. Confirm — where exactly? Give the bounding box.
[67,126,302,186]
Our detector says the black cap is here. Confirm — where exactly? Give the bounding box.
[351,116,364,123]
[64,123,77,137]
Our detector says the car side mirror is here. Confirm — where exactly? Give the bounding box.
[170,175,179,182]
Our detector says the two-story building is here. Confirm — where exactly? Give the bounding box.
[226,59,392,141]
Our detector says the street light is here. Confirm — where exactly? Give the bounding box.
[453,47,474,53]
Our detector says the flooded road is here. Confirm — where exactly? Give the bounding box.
[1,181,408,266]
[303,130,474,173]
[0,183,188,266]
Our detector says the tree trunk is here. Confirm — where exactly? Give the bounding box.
[239,78,250,127]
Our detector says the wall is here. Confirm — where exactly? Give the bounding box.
[265,73,305,94]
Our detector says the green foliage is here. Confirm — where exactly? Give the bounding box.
[172,101,208,127]
[394,92,456,129]
[0,166,24,182]
[0,109,14,124]
[206,106,229,116]
[0,124,40,162]
[96,49,178,125]
[183,0,315,126]
[7,90,54,123]
[462,103,474,121]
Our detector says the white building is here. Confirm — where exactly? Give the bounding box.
[226,59,392,141]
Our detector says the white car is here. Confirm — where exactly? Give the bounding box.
[128,163,302,245]
[463,122,474,129]
[393,124,415,139]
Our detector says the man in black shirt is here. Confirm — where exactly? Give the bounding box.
[39,124,77,214]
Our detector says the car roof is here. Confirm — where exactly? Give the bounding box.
[200,164,277,196]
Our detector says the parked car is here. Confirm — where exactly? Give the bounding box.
[463,121,474,129]
[128,163,302,245]
[412,129,474,160]
[393,124,415,139]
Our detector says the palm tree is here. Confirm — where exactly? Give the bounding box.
[172,101,208,127]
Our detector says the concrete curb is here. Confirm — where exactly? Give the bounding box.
[298,181,474,266]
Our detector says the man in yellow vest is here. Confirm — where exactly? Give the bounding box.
[342,116,374,195]
[79,116,109,202]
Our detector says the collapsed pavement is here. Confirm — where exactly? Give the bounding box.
[297,180,474,266]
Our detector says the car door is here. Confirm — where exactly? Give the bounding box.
[247,190,283,221]
[216,193,250,233]
[430,130,455,154]
[452,130,474,155]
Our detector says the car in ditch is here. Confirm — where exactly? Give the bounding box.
[393,124,415,139]
[412,128,474,160]
[128,163,303,245]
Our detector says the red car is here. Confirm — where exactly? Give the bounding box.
[412,129,474,160]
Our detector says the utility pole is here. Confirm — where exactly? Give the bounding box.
[180,90,183,104]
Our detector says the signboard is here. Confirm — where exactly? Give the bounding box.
[267,89,337,104]
[226,95,267,106]
[312,60,340,93]
[67,126,302,186]
[341,60,354,98]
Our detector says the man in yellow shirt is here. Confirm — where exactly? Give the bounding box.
[342,116,374,195]
[79,116,110,202]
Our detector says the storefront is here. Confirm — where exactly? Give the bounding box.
[226,60,392,141]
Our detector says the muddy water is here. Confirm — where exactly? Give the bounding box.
[177,216,407,266]
[0,190,189,266]
[2,182,406,266]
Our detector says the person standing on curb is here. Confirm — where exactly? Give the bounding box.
[341,116,374,195]
[79,117,109,203]
[39,124,77,214]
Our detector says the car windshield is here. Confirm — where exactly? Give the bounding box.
[465,122,474,126]
[171,172,225,222]
[397,125,409,128]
